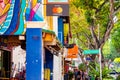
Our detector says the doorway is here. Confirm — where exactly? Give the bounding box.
[0,50,11,78]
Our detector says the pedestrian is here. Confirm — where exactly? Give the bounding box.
[74,71,77,80]
[81,70,84,80]
[84,70,88,80]
[74,69,78,80]
[76,70,82,80]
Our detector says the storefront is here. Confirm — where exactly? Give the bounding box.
[26,28,62,80]
[0,35,26,80]
[44,48,53,80]
[43,29,62,80]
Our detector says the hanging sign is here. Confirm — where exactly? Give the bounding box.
[46,4,69,16]
[66,45,78,58]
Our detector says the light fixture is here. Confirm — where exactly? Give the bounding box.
[19,36,25,40]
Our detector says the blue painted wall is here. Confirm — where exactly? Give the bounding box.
[44,48,53,80]
[58,17,64,45]
[26,28,42,80]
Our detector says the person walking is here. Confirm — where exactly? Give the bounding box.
[81,70,85,80]
[76,70,82,80]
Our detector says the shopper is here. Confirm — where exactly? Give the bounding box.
[77,70,82,80]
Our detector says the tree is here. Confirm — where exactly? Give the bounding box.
[70,0,120,61]
[103,39,120,61]
[111,17,120,53]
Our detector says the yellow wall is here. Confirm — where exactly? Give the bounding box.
[43,0,53,30]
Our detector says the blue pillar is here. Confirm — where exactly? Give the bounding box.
[58,17,64,45]
[26,28,43,80]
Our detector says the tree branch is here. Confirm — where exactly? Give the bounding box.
[72,24,95,49]
[90,26,100,48]
[91,6,98,11]
[78,48,86,63]
[100,0,114,48]
[82,32,95,49]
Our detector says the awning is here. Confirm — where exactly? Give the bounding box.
[42,29,62,55]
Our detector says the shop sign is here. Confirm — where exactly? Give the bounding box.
[46,4,69,16]
[66,45,78,58]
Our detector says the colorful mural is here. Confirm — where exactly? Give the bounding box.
[0,0,43,35]
[25,0,43,21]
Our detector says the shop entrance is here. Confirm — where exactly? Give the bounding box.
[0,50,11,79]
[44,48,53,80]
[0,35,26,80]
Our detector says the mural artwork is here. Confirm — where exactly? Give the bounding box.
[25,0,43,21]
[0,0,43,35]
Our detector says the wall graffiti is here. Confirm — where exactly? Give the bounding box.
[0,0,43,35]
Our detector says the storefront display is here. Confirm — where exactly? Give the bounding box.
[0,36,26,80]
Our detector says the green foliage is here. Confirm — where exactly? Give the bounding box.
[88,62,113,78]
[78,63,87,71]
[70,0,120,49]
[70,0,120,67]
[103,19,120,60]
[111,21,120,53]
[102,67,111,78]
[116,75,120,80]
[85,10,95,24]
[68,71,74,80]
[88,62,99,77]
[103,39,120,61]
[70,0,113,49]
[103,40,110,55]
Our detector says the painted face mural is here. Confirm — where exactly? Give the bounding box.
[0,0,43,35]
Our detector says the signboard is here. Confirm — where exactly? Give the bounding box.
[83,49,99,54]
[47,0,69,4]
[46,4,69,16]
[66,45,78,58]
